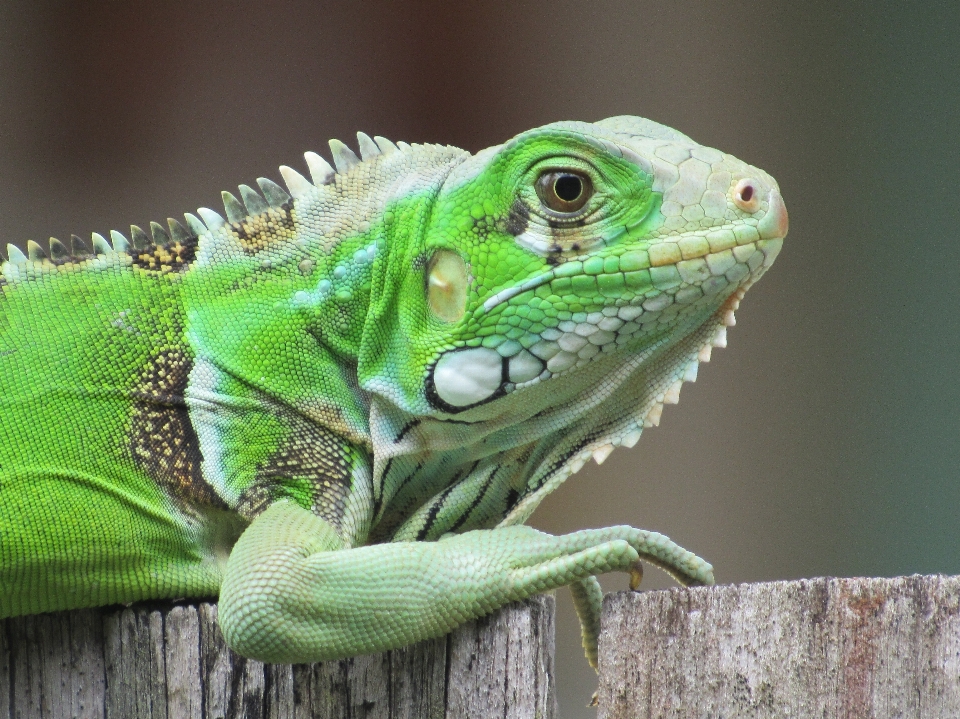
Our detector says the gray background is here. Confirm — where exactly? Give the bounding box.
[1,2,958,714]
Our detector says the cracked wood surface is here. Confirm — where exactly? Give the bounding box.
[598,575,960,719]
[0,595,555,719]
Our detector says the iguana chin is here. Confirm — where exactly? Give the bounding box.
[0,116,786,668]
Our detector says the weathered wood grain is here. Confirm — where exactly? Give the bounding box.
[597,574,960,719]
[5,609,106,719]
[9,576,960,717]
[1,595,555,718]
[446,596,557,719]
[103,607,167,719]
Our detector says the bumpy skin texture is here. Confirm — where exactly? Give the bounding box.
[0,117,786,666]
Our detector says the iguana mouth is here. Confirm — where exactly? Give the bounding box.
[427,189,787,414]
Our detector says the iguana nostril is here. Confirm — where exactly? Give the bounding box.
[733,178,761,212]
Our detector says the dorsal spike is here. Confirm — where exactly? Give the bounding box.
[110,230,129,253]
[238,184,269,216]
[279,165,314,199]
[130,225,152,250]
[643,403,663,428]
[6,244,27,264]
[663,379,683,405]
[621,426,643,449]
[397,141,412,151]
[91,233,112,255]
[27,240,47,261]
[374,135,399,154]
[49,237,70,261]
[304,152,335,186]
[221,191,246,223]
[70,234,92,258]
[328,139,360,174]
[712,326,728,348]
[150,221,170,246]
[257,177,291,207]
[592,444,615,465]
[197,208,226,230]
[183,213,208,236]
[356,132,380,161]
[167,218,193,243]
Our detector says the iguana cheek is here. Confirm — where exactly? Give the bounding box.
[426,250,468,323]
[432,347,504,407]
[427,346,547,411]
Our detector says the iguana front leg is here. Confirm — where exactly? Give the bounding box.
[218,499,713,663]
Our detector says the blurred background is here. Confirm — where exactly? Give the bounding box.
[1,1,958,714]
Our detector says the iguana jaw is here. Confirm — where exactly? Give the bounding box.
[426,208,785,415]
[524,190,787,511]
[411,176,786,528]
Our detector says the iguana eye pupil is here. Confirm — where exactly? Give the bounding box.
[554,175,582,202]
[535,171,592,213]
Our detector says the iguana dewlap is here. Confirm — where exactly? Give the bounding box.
[0,117,786,666]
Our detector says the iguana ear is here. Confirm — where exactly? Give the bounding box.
[425,250,469,323]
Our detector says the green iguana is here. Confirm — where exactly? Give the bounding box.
[0,116,787,667]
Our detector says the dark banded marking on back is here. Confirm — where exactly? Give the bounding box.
[130,237,198,274]
[228,202,296,255]
[130,349,227,511]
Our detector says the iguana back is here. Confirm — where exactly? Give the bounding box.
[0,224,234,614]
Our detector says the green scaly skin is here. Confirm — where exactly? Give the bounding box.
[0,117,787,666]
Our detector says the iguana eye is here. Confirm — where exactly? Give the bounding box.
[535,171,593,214]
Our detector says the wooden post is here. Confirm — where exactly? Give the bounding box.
[0,595,556,719]
[597,574,960,719]
[10,575,959,717]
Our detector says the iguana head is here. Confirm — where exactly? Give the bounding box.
[366,116,787,434]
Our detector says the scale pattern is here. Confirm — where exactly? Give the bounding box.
[0,117,787,665]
